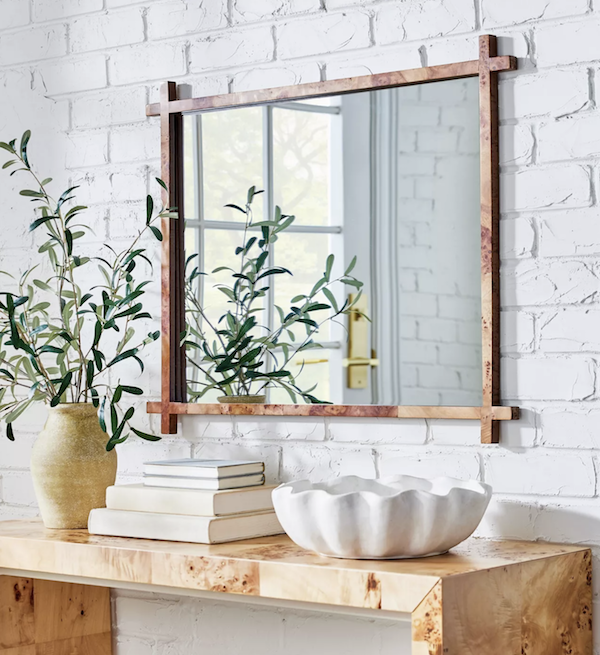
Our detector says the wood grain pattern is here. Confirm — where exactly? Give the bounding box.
[160,81,186,435]
[440,550,592,654]
[479,35,502,444]
[146,401,518,420]
[160,81,177,435]
[0,576,111,655]
[0,521,588,609]
[151,37,518,437]
[442,564,522,654]
[412,581,443,655]
[0,521,591,654]
[519,549,592,655]
[0,577,34,649]
[33,579,111,642]
[36,634,113,655]
[146,57,516,116]
[260,563,387,610]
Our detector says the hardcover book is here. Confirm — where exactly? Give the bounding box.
[143,473,265,490]
[143,459,265,479]
[107,483,276,516]
[88,508,283,544]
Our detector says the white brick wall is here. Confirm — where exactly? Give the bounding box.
[535,17,600,67]
[190,25,275,72]
[499,69,590,119]
[70,8,145,53]
[0,24,67,65]
[374,78,484,406]
[3,1,600,653]
[375,0,475,42]
[481,0,588,28]
[146,0,227,39]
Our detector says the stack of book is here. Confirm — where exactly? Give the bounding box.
[88,459,283,544]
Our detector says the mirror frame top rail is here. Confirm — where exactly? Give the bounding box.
[145,34,519,444]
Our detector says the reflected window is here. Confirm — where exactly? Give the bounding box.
[183,78,483,407]
[184,101,344,403]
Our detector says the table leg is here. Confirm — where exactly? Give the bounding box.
[411,549,592,655]
[0,575,112,654]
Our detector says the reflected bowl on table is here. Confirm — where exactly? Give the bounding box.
[272,474,492,560]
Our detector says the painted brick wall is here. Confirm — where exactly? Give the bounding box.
[392,77,483,407]
[1,0,600,652]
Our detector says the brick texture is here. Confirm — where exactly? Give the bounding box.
[3,1,600,652]
[277,12,371,59]
[190,25,275,72]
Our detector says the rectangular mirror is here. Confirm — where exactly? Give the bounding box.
[146,34,520,442]
[181,78,482,407]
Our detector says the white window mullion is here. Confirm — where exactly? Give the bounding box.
[263,105,275,401]
[189,114,205,390]
[193,113,205,308]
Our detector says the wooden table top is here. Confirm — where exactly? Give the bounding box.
[0,519,589,614]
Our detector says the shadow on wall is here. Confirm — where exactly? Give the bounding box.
[478,500,600,600]
[498,407,536,447]
[481,497,600,547]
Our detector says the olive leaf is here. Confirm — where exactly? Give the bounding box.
[0,131,167,449]
[184,187,366,404]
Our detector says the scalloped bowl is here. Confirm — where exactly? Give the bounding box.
[272,475,492,559]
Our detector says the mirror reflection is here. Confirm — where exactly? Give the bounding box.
[182,77,482,407]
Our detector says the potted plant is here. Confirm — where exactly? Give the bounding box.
[0,132,166,529]
[183,187,365,405]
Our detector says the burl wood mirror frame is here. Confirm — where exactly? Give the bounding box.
[146,35,519,444]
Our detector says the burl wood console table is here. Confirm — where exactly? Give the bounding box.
[0,520,592,654]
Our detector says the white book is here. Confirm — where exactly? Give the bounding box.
[88,508,283,544]
[143,473,265,490]
[107,483,276,517]
[143,459,264,479]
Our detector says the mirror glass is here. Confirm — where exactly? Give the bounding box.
[182,77,482,406]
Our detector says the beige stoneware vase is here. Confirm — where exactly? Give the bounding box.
[31,403,117,530]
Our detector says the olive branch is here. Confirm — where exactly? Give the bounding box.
[183,187,366,404]
[0,131,170,450]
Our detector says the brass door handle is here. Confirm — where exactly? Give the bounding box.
[292,358,329,366]
[346,292,373,389]
[342,357,379,368]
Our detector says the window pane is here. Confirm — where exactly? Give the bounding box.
[201,229,266,326]
[184,226,197,261]
[294,97,340,107]
[273,107,334,226]
[183,115,196,220]
[201,107,264,222]
[186,228,268,402]
[274,232,345,344]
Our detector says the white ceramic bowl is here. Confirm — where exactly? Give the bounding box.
[272,475,492,559]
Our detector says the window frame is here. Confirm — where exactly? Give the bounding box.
[184,101,345,403]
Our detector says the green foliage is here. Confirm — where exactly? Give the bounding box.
[0,131,166,450]
[183,187,366,404]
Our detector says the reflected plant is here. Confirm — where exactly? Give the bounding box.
[183,187,365,404]
[0,131,169,450]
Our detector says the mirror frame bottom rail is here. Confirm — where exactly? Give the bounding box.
[146,402,518,421]
[148,34,519,444]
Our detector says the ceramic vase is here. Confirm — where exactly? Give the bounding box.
[31,403,117,530]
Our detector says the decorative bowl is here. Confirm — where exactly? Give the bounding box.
[272,475,492,559]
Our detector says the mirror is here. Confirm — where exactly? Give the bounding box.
[181,77,482,407]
